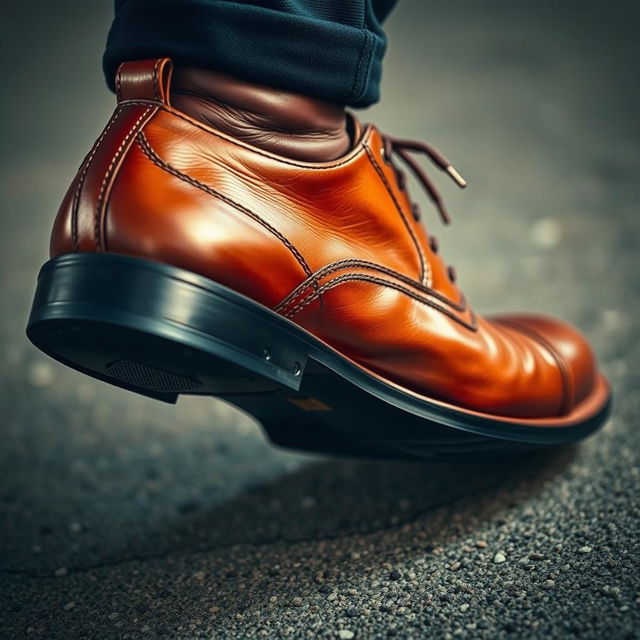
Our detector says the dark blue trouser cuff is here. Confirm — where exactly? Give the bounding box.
[103,0,397,108]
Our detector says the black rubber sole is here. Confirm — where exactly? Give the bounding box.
[26,254,611,460]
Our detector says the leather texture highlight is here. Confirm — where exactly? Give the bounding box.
[49,58,606,420]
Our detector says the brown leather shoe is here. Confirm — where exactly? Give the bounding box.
[27,59,611,459]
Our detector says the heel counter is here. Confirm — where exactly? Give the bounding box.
[49,102,158,258]
[49,58,174,258]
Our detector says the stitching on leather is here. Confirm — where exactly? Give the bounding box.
[364,145,429,287]
[115,100,374,171]
[275,258,467,314]
[284,272,478,331]
[498,319,574,416]
[136,133,313,278]
[95,106,155,250]
[71,105,125,251]
[152,58,161,101]
[115,63,124,102]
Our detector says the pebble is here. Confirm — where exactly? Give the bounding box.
[62,601,76,611]
[476,540,488,549]
[291,597,303,607]
[54,567,68,577]
[389,570,401,580]
[338,631,355,640]
[493,552,507,564]
[577,546,592,554]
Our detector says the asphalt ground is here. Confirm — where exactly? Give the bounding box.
[1,1,639,638]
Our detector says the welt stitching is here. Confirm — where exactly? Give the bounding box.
[71,105,125,251]
[116,100,373,171]
[136,133,313,278]
[284,273,478,331]
[275,258,467,314]
[95,106,155,250]
[364,145,429,287]
[498,319,574,416]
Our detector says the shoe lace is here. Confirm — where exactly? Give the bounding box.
[381,134,467,282]
[381,134,467,225]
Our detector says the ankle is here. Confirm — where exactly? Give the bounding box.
[170,66,351,162]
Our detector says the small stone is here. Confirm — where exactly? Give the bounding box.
[54,567,68,577]
[346,608,359,618]
[291,597,303,607]
[389,570,401,580]
[209,606,220,613]
[493,552,506,564]
[529,552,545,561]
[69,522,82,534]
[327,592,338,602]
[338,631,355,640]
[108,612,119,621]
[63,601,76,611]
[460,603,470,612]
[192,571,206,580]
[577,546,592,554]
[476,540,488,549]
[449,562,461,571]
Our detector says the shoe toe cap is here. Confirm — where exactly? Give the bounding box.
[496,313,598,412]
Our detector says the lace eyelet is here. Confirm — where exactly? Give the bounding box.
[429,236,439,252]
[447,265,457,283]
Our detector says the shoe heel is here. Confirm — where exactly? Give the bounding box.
[26,253,308,402]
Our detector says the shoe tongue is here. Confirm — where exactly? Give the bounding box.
[115,58,173,104]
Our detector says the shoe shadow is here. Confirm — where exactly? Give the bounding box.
[122,444,577,622]
[160,447,575,551]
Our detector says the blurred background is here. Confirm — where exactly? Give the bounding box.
[1,1,639,638]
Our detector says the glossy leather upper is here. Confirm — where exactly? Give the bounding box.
[50,58,602,419]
